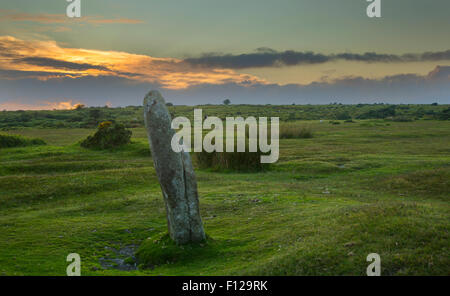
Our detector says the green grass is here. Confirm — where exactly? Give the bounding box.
[0,133,46,148]
[0,119,449,275]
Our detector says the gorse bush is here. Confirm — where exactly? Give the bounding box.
[81,121,132,149]
[0,134,46,148]
[279,124,313,139]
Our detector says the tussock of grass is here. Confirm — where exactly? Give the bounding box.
[136,233,216,269]
[193,132,270,172]
[279,124,313,139]
[0,133,46,148]
[194,149,269,172]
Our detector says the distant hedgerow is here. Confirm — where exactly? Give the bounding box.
[0,134,46,148]
[81,121,132,149]
[392,116,414,122]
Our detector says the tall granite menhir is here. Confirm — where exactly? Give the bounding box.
[143,90,206,244]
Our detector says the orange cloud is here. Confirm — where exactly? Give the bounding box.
[0,36,266,89]
[0,99,83,111]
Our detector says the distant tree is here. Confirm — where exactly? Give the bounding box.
[223,99,231,105]
[431,102,438,106]
[288,112,296,121]
[166,102,174,106]
[88,109,102,126]
[74,104,85,110]
[19,113,32,122]
[437,108,450,120]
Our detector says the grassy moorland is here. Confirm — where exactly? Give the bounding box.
[1,103,449,129]
[0,117,449,275]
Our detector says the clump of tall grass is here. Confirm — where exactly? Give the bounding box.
[0,133,46,148]
[193,136,270,172]
[194,149,268,172]
[279,124,313,139]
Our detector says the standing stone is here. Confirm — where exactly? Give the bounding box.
[143,90,206,244]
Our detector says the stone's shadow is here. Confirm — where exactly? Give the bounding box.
[99,244,138,271]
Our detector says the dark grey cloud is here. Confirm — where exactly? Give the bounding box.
[18,57,109,71]
[1,58,140,80]
[335,52,403,63]
[0,69,79,79]
[427,65,450,80]
[0,69,144,81]
[420,50,450,61]
[1,66,449,107]
[184,48,450,69]
[184,48,330,69]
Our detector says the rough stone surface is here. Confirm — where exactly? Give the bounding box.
[143,90,206,244]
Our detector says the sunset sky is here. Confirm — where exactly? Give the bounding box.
[0,0,449,109]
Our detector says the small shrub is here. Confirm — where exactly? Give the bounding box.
[336,111,351,120]
[436,108,450,120]
[279,124,313,139]
[0,134,46,148]
[81,121,132,149]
